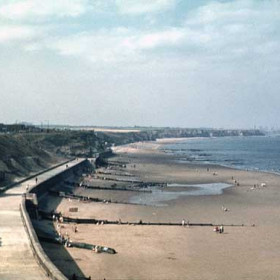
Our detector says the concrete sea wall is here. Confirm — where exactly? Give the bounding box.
[19,159,91,280]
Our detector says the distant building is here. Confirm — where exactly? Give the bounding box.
[0,123,42,133]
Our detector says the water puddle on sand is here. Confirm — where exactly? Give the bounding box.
[129,183,232,206]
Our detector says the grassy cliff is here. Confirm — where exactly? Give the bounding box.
[0,128,264,186]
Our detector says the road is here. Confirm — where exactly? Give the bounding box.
[0,158,84,280]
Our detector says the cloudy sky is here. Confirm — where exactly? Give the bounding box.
[0,0,279,128]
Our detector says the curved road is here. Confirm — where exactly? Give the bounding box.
[0,158,84,280]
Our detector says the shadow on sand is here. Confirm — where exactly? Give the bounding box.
[32,184,89,280]
[0,192,24,197]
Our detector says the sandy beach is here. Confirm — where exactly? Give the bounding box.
[39,140,280,279]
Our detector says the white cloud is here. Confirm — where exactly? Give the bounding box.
[183,0,280,59]
[0,0,89,20]
[116,0,176,15]
[1,0,280,128]
[49,1,280,64]
[45,28,136,63]
[186,0,280,25]
[2,0,279,67]
[43,28,185,63]
[123,29,184,50]
[0,25,38,42]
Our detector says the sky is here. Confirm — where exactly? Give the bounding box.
[0,0,279,129]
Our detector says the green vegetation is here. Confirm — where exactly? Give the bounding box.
[0,127,264,186]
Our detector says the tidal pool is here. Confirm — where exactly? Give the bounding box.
[129,183,232,206]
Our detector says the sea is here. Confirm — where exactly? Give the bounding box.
[160,135,280,174]
[130,135,280,205]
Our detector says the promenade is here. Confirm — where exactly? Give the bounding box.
[0,158,84,280]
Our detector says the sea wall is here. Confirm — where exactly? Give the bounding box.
[29,160,90,197]
[19,158,91,280]
[0,158,76,193]
[20,198,68,280]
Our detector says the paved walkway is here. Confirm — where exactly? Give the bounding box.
[0,158,84,280]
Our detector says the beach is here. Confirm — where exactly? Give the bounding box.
[39,140,280,279]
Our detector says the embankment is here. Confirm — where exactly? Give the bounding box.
[20,158,92,280]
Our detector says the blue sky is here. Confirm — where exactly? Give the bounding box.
[0,0,279,128]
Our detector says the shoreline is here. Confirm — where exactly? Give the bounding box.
[115,136,280,178]
[39,140,280,280]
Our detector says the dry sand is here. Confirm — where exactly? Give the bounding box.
[41,140,280,280]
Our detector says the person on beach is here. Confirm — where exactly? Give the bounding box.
[182,219,186,226]
[222,205,229,212]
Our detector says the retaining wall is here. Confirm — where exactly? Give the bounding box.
[20,198,68,280]
[0,158,74,193]
[29,160,89,197]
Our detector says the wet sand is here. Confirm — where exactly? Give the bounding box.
[40,140,280,279]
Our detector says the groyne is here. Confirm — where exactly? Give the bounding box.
[38,210,249,227]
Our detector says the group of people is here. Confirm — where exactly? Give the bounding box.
[56,231,72,247]
[213,225,224,233]
[52,213,72,246]
[92,245,101,253]
[222,205,229,212]
[181,219,190,226]
[52,213,64,223]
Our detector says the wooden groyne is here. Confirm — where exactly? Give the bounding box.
[64,180,152,193]
[39,210,249,228]
[94,175,142,183]
[37,233,116,254]
[49,190,147,206]
[96,170,135,177]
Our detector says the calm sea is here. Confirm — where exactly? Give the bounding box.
[161,135,280,173]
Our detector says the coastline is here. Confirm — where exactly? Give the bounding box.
[40,140,280,280]
[157,136,280,176]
